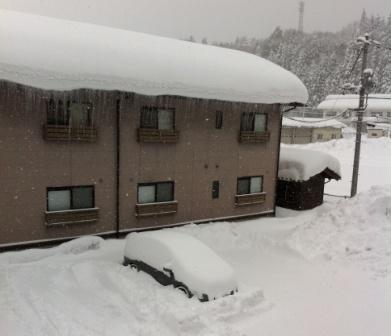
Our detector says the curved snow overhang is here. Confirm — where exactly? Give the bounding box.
[0,10,308,105]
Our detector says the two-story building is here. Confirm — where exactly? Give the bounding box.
[0,10,308,248]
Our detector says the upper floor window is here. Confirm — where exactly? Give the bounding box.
[47,186,94,212]
[47,99,92,127]
[237,176,263,195]
[241,112,267,132]
[140,107,175,130]
[138,181,174,204]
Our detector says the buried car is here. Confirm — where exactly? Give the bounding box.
[123,230,238,301]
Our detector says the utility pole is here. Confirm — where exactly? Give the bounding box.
[298,2,305,33]
[350,34,370,197]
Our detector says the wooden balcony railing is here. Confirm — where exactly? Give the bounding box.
[135,201,178,217]
[235,192,266,206]
[239,131,270,143]
[137,128,179,143]
[45,208,99,226]
[43,125,97,142]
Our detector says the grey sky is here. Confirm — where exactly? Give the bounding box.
[1,0,390,41]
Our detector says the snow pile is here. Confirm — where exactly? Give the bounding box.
[279,147,341,181]
[288,185,391,276]
[0,236,104,264]
[124,231,237,299]
[282,117,345,129]
[318,94,391,112]
[0,9,308,105]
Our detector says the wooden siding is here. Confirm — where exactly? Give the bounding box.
[135,201,178,217]
[276,174,325,210]
[239,131,270,143]
[45,208,99,226]
[235,192,266,206]
[137,128,179,143]
[43,125,97,142]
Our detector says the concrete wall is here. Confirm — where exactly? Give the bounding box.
[0,81,282,246]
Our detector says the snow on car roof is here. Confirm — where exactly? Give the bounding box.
[124,230,237,298]
[282,117,345,129]
[0,10,308,105]
[279,147,341,182]
[318,94,391,112]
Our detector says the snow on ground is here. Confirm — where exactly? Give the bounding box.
[1,136,390,336]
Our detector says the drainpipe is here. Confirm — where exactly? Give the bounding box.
[115,97,121,238]
[273,105,284,215]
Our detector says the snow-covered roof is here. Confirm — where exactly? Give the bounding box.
[282,117,345,129]
[279,147,341,182]
[0,10,308,105]
[318,94,391,112]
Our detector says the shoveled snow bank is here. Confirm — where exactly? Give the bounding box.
[0,10,308,105]
[124,231,237,299]
[288,185,391,276]
[0,236,104,264]
[279,147,341,181]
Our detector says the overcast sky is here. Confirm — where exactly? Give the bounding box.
[1,0,390,41]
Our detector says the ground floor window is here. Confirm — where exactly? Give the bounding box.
[138,182,174,203]
[237,176,263,195]
[47,186,94,211]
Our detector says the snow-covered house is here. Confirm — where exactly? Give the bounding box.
[276,148,341,210]
[318,94,391,122]
[367,123,391,138]
[281,117,345,144]
[0,10,307,248]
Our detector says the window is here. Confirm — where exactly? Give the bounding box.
[371,112,379,117]
[317,134,323,140]
[387,112,391,118]
[215,111,223,129]
[241,112,267,132]
[237,176,263,195]
[47,99,92,127]
[140,107,175,130]
[331,133,336,139]
[47,186,94,212]
[138,182,174,204]
[212,181,220,199]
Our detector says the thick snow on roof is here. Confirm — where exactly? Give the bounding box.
[282,117,345,129]
[124,230,237,299]
[0,10,308,105]
[279,147,341,181]
[318,94,391,112]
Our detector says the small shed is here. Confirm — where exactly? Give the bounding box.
[276,148,341,210]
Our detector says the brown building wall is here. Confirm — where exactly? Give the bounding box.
[0,81,282,246]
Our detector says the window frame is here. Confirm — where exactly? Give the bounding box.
[46,185,95,212]
[215,111,223,129]
[236,176,263,195]
[140,107,176,130]
[240,112,268,132]
[47,99,93,127]
[137,181,175,204]
[212,180,220,199]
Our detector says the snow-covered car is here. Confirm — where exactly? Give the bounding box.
[123,230,238,301]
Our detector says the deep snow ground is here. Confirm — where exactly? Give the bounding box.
[1,136,390,336]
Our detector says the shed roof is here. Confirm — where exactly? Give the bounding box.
[318,94,391,112]
[0,10,308,105]
[279,147,341,182]
[282,117,345,129]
